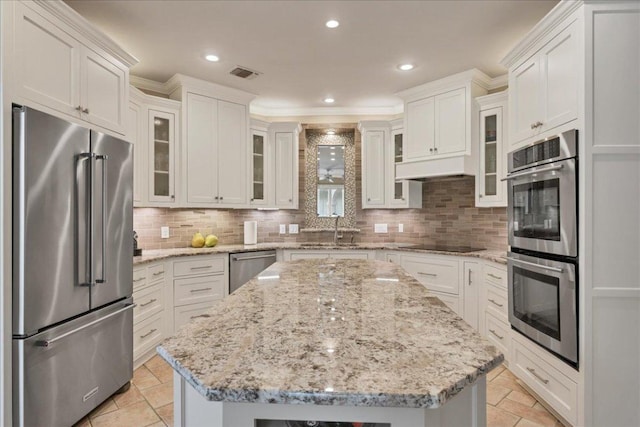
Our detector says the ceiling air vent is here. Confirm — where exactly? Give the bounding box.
[229,66,261,80]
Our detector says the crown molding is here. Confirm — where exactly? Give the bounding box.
[130,75,167,94]
[395,68,493,101]
[488,74,508,90]
[35,0,138,67]
[269,122,302,134]
[250,104,404,118]
[500,0,583,68]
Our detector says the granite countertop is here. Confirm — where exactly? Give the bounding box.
[134,243,507,266]
[157,259,504,408]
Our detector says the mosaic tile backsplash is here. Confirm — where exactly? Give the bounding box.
[134,124,507,251]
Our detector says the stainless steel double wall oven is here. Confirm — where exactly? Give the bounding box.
[504,129,579,366]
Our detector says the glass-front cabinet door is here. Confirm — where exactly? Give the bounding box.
[392,130,404,203]
[389,128,422,208]
[477,105,505,206]
[148,109,176,203]
[250,129,268,205]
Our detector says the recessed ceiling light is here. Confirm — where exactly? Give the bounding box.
[205,54,219,62]
[327,130,336,135]
[325,20,339,29]
[398,63,414,71]
[324,98,335,104]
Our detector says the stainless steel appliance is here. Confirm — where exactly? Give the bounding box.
[230,250,277,293]
[504,130,578,258]
[12,106,134,426]
[507,251,578,364]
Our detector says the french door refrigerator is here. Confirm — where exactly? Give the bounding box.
[12,106,134,427]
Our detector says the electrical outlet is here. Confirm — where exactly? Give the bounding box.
[398,224,404,233]
[161,226,170,238]
[374,223,388,233]
[279,224,287,234]
[289,224,299,234]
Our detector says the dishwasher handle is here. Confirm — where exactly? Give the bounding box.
[231,253,276,261]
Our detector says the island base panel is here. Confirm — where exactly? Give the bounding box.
[174,373,487,427]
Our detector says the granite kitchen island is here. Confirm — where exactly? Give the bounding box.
[158,259,503,427]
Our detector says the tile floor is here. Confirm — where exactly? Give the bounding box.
[74,358,562,427]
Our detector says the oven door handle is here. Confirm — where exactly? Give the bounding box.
[501,164,564,181]
[508,256,564,273]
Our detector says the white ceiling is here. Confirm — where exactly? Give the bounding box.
[65,0,558,116]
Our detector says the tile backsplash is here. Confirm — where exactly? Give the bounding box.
[134,175,507,251]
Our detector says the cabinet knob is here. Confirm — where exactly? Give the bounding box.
[170,195,175,199]
[219,196,223,201]
[82,108,90,114]
[479,194,483,198]
[367,198,371,202]
[250,198,254,201]
[429,148,433,153]
[75,106,82,112]
[214,196,219,200]
[401,197,405,201]
[288,199,292,202]
[434,147,438,152]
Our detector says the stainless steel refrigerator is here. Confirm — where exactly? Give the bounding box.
[12,106,134,427]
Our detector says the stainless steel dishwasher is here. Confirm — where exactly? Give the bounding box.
[229,250,277,294]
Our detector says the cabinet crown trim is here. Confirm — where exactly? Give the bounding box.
[476,90,508,109]
[500,0,583,68]
[396,68,492,101]
[358,121,392,132]
[269,122,302,134]
[35,0,138,67]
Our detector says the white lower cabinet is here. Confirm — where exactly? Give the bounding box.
[430,290,461,315]
[171,254,228,332]
[511,334,579,425]
[132,261,166,364]
[484,311,510,359]
[462,261,481,330]
[400,254,460,295]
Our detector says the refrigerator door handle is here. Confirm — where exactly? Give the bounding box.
[36,303,135,347]
[78,152,96,287]
[96,154,108,284]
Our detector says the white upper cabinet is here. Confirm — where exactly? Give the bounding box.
[508,18,579,147]
[250,121,269,207]
[169,74,254,208]
[217,100,247,205]
[11,1,135,135]
[359,121,422,209]
[271,123,300,209]
[361,127,387,208]
[128,87,181,207]
[476,91,508,207]
[396,69,490,179]
[434,88,466,155]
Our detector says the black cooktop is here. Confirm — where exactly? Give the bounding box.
[406,244,485,253]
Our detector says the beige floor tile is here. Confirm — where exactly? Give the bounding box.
[140,382,173,409]
[499,369,519,381]
[491,375,528,394]
[148,422,167,427]
[133,365,162,390]
[147,359,174,384]
[72,416,91,427]
[156,403,174,426]
[91,400,160,427]
[88,398,118,419]
[516,418,547,427]
[487,405,521,427]
[488,364,506,382]
[498,398,558,427]
[487,383,511,406]
[507,389,537,407]
[144,355,166,371]
[114,383,145,409]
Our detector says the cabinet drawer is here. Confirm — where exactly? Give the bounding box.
[174,301,219,331]
[485,312,510,360]
[511,337,578,425]
[289,252,330,260]
[133,283,164,325]
[484,264,507,288]
[133,312,163,360]
[402,255,460,295]
[132,267,148,292]
[148,263,165,284]
[173,256,226,277]
[174,275,225,307]
[485,282,508,321]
